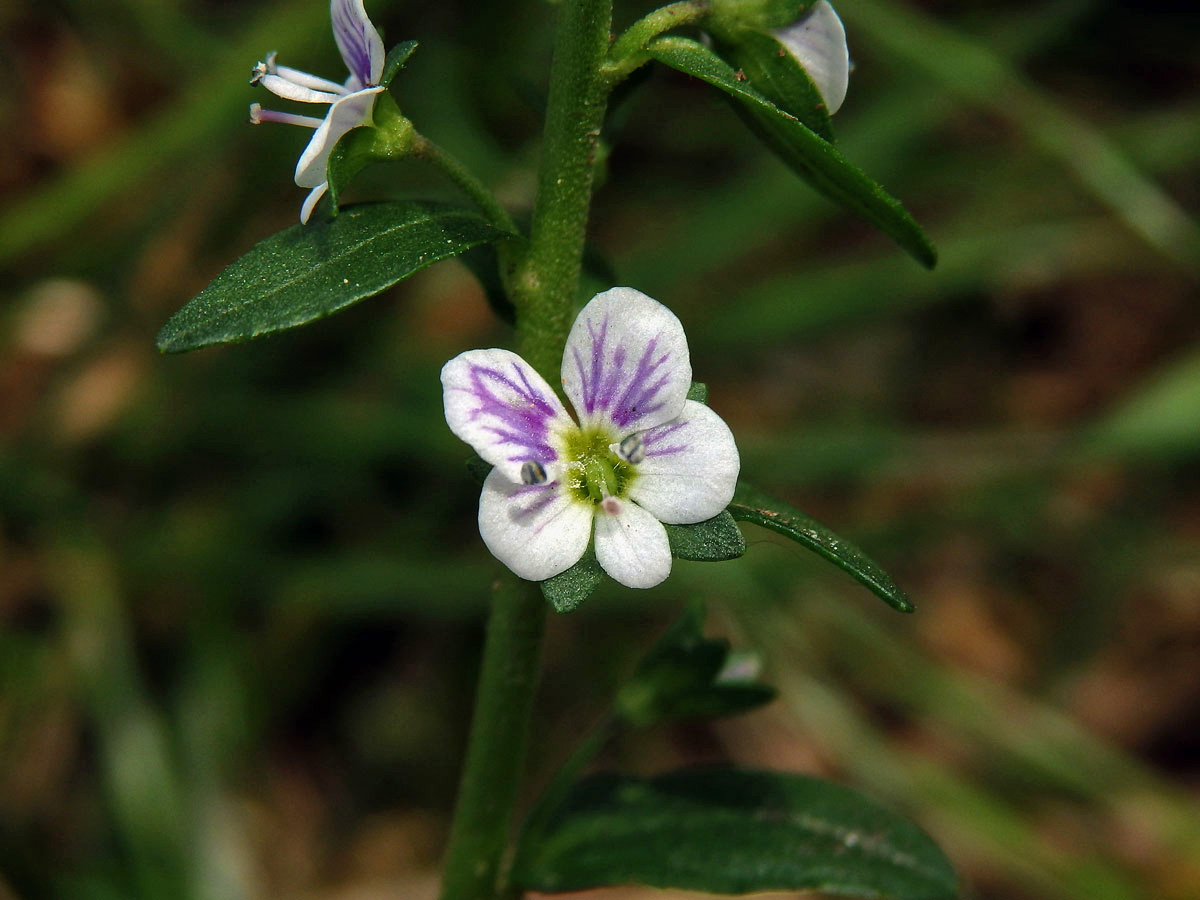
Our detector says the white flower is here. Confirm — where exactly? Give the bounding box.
[442,288,741,590]
[773,0,849,115]
[249,0,387,222]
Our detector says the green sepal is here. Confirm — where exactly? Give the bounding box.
[686,381,708,404]
[515,768,959,899]
[663,511,745,561]
[156,202,504,352]
[718,26,834,141]
[709,0,812,31]
[541,549,605,613]
[465,455,491,486]
[727,481,914,612]
[646,35,937,269]
[615,603,773,727]
[326,92,416,213]
[380,39,418,89]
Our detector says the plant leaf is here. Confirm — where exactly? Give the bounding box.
[516,768,959,899]
[663,511,745,561]
[157,202,506,353]
[728,482,913,612]
[380,39,418,89]
[646,36,937,268]
[686,381,708,404]
[541,549,605,613]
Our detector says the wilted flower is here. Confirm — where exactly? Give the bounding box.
[250,0,386,222]
[442,288,740,590]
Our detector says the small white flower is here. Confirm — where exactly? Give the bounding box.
[773,0,849,114]
[442,288,741,590]
[249,0,387,222]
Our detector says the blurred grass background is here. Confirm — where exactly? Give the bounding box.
[1,0,1199,898]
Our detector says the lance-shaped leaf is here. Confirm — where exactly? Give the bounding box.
[646,36,936,269]
[157,202,507,352]
[728,482,913,612]
[516,768,959,899]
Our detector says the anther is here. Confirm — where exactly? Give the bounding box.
[520,460,548,485]
[617,434,646,464]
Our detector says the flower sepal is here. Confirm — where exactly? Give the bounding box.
[324,92,417,217]
[708,1,849,141]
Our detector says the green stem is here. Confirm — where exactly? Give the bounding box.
[511,0,615,380]
[413,135,522,237]
[438,576,547,900]
[439,3,615,898]
[604,0,711,83]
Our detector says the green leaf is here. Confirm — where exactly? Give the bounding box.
[664,511,745,561]
[718,27,835,141]
[1084,348,1200,460]
[517,769,959,899]
[380,39,418,89]
[686,381,708,404]
[156,202,506,353]
[728,482,913,613]
[616,603,773,727]
[541,549,605,613]
[646,36,937,269]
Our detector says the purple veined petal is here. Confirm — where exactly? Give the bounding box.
[442,348,575,485]
[478,469,594,582]
[626,400,740,524]
[331,0,386,86]
[773,0,849,114]
[561,287,692,436]
[293,86,383,188]
[258,73,341,105]
[593,497,672,589]
[300,182,328,224]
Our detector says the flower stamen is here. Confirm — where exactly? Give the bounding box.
[617,434,646,464]
[520,460,549,485]
[249,104,325,128]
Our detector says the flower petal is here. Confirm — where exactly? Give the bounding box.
[774,0,849,114]
[562,287,692,435]
[258,72,341,105]
[331,0,385,86]
[300,182,328,224]
[293,86,383,188]
[593,498,672,589]
[272,62,348,95]
[626,400,740,524]
[478,469,593,582]
[442,349,575,485]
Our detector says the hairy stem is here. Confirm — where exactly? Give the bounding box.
[438,2,615,899]
[438,577,547,900]
[511,0,614,380]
